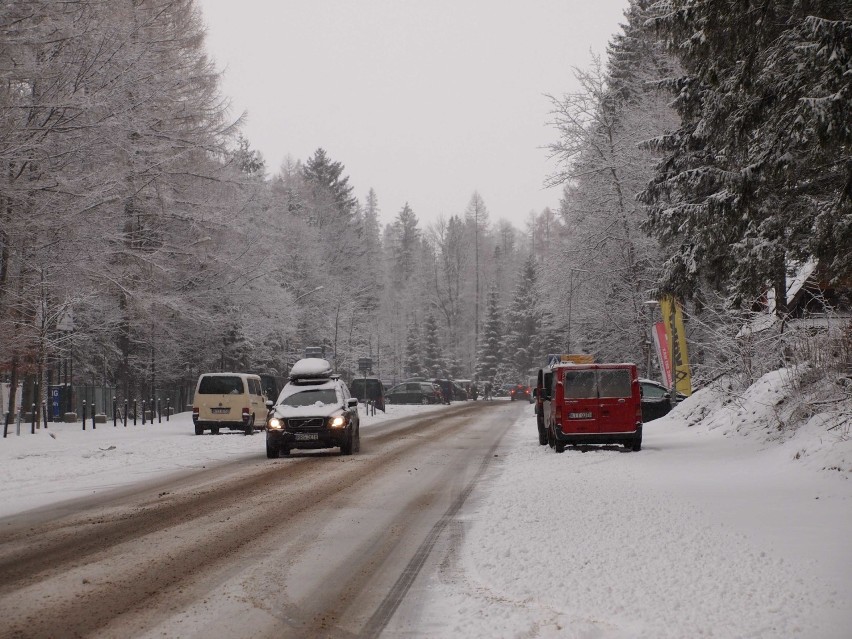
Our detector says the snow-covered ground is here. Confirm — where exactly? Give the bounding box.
[1,369,850,638]
[0,402,441,519]
[410,369,851,638]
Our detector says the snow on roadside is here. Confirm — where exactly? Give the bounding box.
[0,402,443,520]
[417,378,851,638]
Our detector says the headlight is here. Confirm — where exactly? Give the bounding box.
[268,417,283,429]
[329,415,346,428]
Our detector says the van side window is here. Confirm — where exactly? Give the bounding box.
[598,370,632,398]
[249,379,261,396]
[563,371,597,398]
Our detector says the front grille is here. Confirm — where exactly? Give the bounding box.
[286,417,325,430]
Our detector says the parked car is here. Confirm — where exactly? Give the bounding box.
[192,372,267,435]
[385,381,442,404]
[543,363,642,452]
[349,376,386,411]
[509,383,531,401]
[265,358,360,457]
[495,383,514,398]
[639,378,686,422]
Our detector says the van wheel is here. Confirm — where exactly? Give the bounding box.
[266,442,279,458]
[244,416,254,436]
[554,442,565,454]
[632,437,642,452]
[537,423,548,446]
[195,424,204,436]
[546,427,555,448]
[210,427,220,435]
[280,446,291,457]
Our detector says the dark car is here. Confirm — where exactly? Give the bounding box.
[639,378,686,422]
[509,383,531,401]
[349,376,386,411]
[265,358,360,457]
[385,381,442,404]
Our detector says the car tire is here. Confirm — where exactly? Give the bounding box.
[554,441,565,454]
[632,437,642,452]
[546,426,555,448]
[266,442,279,459]
[210,426,220,435]
[245,415,255,436]
[538,423,548,446]
[195,424,204,436]
[280,446,291,457]
[340,430,354,455]
[421,396,429,405]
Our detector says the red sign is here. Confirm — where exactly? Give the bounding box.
[653,322,672,388]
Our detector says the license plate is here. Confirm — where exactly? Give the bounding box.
[568,412,593,419]
[211,408,230,414]
[294,432,318,441]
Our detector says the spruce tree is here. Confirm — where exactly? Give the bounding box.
[475,287,502,383]
[422,314,444,377]
[404,321,422,378]
[503,257,541,378]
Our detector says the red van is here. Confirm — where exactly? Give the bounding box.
[543,363,642,453]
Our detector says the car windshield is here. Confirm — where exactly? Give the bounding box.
[198,376,243,394]
[281,389,338,407]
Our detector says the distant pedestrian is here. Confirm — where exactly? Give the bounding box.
[484,381,493,401]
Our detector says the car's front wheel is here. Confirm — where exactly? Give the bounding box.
[266,441,279,458]
[340,429,354,455]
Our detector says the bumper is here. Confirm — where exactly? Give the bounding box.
[267,428,348,449]
[552,425,642,446]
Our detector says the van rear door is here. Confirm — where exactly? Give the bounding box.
[561,369,598,434]
[596,368,635,433]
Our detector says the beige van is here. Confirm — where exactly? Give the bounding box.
[192,372,267,435]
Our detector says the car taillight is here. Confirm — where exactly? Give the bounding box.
[192,406,199,421]
[242,407,250,423]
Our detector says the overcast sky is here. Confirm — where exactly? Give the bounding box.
[198,1,630,229]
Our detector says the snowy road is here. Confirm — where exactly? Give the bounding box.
[0,401,515,638]
[0,385,849,638]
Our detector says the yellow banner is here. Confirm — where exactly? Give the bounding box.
[660,296,692,396]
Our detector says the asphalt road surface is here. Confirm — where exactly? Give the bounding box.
[0,400,520,638]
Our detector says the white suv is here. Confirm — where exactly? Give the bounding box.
[265,359,360,458]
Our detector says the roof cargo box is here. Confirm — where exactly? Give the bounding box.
[289,358,333,381]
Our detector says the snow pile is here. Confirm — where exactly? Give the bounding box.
[673,367,851,475]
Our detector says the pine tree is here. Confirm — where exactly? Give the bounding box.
[475,287,502,383]
[640,1,852,307]
[422,314,444,377]
[503,257,541,378]
[404,321,422,378]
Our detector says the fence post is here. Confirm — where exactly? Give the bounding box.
[113,397,117,427]
[82,400,87,431]
[31,403,35,434]
[133,399,137,426]
[166,397,170,422]
[124,399,128,427]
[91,399,96,429]
[42,401,48,429]
[142,399,146,425]
[157,397,162,424]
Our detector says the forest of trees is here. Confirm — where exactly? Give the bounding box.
[1,0,850,416]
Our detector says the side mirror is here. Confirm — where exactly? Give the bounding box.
[265,400,274,408]
[663,393,671,400]
[347,398,358,409]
